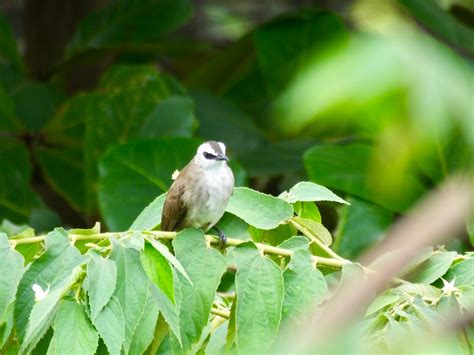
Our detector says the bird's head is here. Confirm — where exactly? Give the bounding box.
[194,141,229,168]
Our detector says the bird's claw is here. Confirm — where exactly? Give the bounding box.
[218,231,227,246]
[213,227,227,247]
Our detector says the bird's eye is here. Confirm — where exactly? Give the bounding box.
[203,152,216,159]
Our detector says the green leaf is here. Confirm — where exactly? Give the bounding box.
[0,85,20,132]
[172,229,227,350]
[86,256,117,320]
[92,296,125,355]
[191,91,265,157]
[458,287,474,313]
[444,258,474,287]
[21,260,85,354]
[249,224,293,246]
[334,197,393,259]
[0,12,24,72]
[304,143,425,212]
[11,82,64,133]
[109,239,152,352]
[226,187,294,230]
[205,320,228,354]
[365,291,400,316]
[41,93,94,147]
[139,96,196,137]
[0,303,14,348]
[224,297,237,353]
[409,251,457,284]
[129,193,166,231]
[14,229,82,342]
[397,0,474,57]
[291,217,332,246]
[66,0,192,57]
[149,282,181,345]
[280,181,349,204]
[147,238,191,284]
[214,213,251,241]
[49,300,98,355]
[233,242,284,353]
[282,249,327,320]
[293,201,321,222]
[0,139,42,223]
[99,138,200,230]
[254,9,347,94]
[28,207,61,234]
[128,289,159,355]
[42,66,186,215]
[238,139,313,177]
[86,66,174,213]
[395,283,442,299]
[35,147,85,211]
[278,236,309,251]
[0,233,24,323]
[411,296,443,326]
[3,224,41,264]
[140,242,174,303]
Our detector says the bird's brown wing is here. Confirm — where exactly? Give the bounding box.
[161,175,187,231]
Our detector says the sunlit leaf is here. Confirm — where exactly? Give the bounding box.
[86,256,117,320]
[49,300,99,355]
[0,233,24,323]
[280,181,348,205]
[172,229,226,351]
[14,229,82,342]
[444,258,474,287]
[282,249,327,319]
[408,251,457,284]
[226,187,294,230]
[129,193,166,231]
[109,239,151,352]
[140,241,174,303]
[92,296,125,355]
[233,242,283,353]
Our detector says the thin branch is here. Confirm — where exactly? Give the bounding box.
[9,230,348,270]
[210,307,230,319]
[289,218,347,261]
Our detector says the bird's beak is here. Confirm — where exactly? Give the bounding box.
[216,154,229,162]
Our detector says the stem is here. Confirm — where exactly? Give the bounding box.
[210,307,230,319]
[289,219,347,261]
[10,230,348,270]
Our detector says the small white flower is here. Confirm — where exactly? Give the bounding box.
[171,170,180,180]
[441,278,459,295]
[32,283,50,302]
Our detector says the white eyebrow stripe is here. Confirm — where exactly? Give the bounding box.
[203,143,217,155]
[218,142,226,154]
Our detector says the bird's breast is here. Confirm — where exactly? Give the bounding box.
[182,166,233,230]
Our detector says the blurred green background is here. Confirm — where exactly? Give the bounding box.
[0,0,472,257]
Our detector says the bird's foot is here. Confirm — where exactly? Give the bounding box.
[212,227,227,247]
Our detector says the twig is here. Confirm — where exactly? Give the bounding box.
[210,307,230,319]
[10,230,348,270]
[289,218,347,261]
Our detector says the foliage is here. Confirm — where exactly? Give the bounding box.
[1,183,473,353]
[0,0,473,353]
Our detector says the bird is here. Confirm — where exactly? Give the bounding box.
[161,141,234,243]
